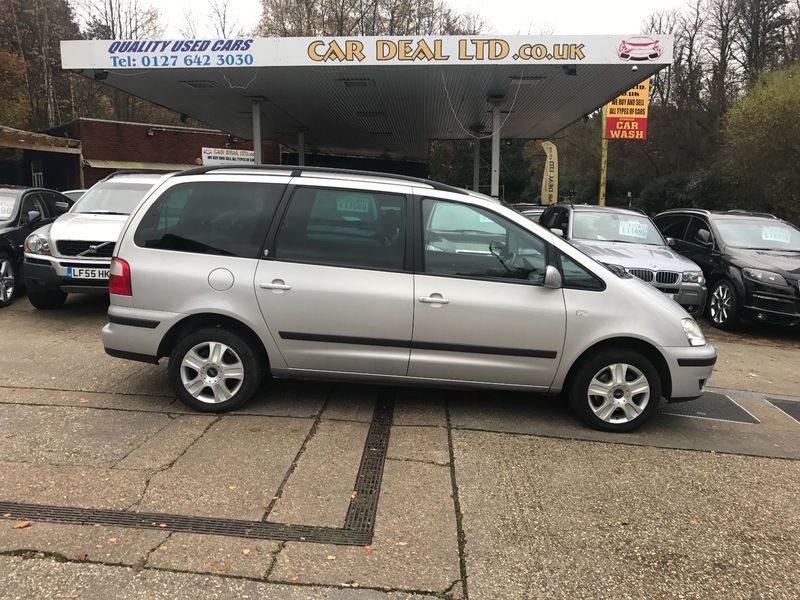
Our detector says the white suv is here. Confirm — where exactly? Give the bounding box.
[23,172,166,308]
[101,166,717,432]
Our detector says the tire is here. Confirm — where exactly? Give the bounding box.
[168,326,263,413]
[0,254,18,308]
[707,278,740,330]
[567,350,662,433]
[27,287,68,309]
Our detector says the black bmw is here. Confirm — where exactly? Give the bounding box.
[0,186,72,307]
[654,209,800,329]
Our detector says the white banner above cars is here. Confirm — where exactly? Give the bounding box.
[201,147,255,166]
[61,35,673,70]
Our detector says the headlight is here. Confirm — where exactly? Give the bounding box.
[681,318,706,347]
[742,268,787,287]
[24,232,51,255]
[682,271,705,284]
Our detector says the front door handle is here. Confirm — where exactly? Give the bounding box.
[419,294,449,305]
[260,280,292,291]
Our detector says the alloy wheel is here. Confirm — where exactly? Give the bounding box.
[0,259,15,304]
[710,283,733,325]
[179,341,245,404]
[587,363,651,424]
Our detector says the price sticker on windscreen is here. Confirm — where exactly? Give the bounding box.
[0,197,15,220]
[762,227,791,243]
[336,196,370,213]
[619,220,649,239]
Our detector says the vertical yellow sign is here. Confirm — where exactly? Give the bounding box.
[540,141,559,205]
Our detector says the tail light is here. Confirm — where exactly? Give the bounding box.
[109,257,132,296]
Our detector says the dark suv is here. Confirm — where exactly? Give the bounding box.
[0,186,72,307]
[654,209,800,329]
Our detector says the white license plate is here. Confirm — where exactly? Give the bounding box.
[66,267,109,280]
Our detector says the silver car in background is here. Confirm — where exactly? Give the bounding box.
[102,166,716,432]
[23,171,166,309]
[540,204,707,315]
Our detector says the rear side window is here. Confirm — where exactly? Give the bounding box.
[274,186,406,271]
[134,182,283,258]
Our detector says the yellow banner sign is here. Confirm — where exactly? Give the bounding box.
[604,79,650,140]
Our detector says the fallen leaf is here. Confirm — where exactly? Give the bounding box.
[158,545,168,552]
[12,521,31,529]
[79,399,89,404]
[351,491,357,499]
[228,485,237,490]
[326,555,336,560]
[351,581,360,588]
[77,552,88,562]
[95,544,103,549]
[158,523,167,528]
[3,513,11,518]
[395,541,407,546]
[242,548,251,556]
[108,538,117,544]
[361,546,372,555]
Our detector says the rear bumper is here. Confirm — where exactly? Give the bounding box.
[102,304,183,360]
[662,343,717,401]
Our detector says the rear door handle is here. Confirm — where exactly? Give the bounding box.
[419,295,449,304]
[260,280,292,291]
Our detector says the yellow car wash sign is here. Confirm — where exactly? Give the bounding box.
[604,80,650,140]
[61,36,674,69]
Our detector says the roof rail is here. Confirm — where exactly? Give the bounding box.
[173,164,469,196]
[658,208,711,215]
[102,169,176,180]
[725,209,778,219]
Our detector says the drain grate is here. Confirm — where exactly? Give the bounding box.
[0,389,395,546]
[661,392,759,424]
[765,397,800,424]
[344,391,394,532]
[0,501,371,546]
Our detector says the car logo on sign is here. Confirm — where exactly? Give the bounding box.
[88,245,98,253]
[618,36,662,61]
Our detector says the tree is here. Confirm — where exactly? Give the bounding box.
[735,0,791,83]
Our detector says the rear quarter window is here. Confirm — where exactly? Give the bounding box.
[134,181,284,258]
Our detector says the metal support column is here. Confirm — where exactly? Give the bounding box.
[473,138,480,192]
[490,104,501,198]
[298,131,305,166]
[251,99,262,165]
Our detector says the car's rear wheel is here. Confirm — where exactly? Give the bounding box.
[27,287,67,309]
[0,254,18,308]
[568,350,662,432]
[708,279,740,330]
[168,327,262,412]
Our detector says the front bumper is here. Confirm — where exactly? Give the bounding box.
[23,255,110,294]
[741,280,800,326]
[661,343,717,401]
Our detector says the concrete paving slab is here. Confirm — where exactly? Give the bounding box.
[386,427,449,466]
[452,429,800,600]
[0,404,169,467]
[138,416,312,519]
[0,556,434,599]
[392,389,446,427]
[270,420,369,527]
[115,414,217,471]
[145,533,280,578]
[709,337,800,398]
[240,380,329,418]
[108,364,173,397]
[272,460,460,594]
[0,462,146,509]
[324,385,376,422]
[0,386,181,413]
[447,390,800,459]
[0,521,167,565]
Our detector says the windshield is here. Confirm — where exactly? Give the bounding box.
[72,181,153,215]
[572,211,665,245]
[715,218,800,251]
[0,193,17,223]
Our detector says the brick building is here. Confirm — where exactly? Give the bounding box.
[27,118,280,190]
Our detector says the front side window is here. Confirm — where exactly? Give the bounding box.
[684,218,714,247]
[422,199,546,284]
[21,193,49,220]
[655,215,691,240]
[134,182,283,258]
[714,218,800,251]
[274,187,406,271]
[572,211,665,246]
[559,252,604,290]
[73,181,154,215]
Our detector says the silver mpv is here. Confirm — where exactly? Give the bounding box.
[103,166,717,432]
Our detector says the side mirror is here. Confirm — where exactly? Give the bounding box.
[544,265,562,289]
[695,229,712,246]
[550,228,564,238]
[666,237,676,247]
[54,201,69,214]
[26,210,41,226]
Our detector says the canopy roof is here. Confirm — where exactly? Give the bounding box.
[61,35,672,160]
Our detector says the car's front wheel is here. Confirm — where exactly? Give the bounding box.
[568,350,662,432]
[27,287,67,309]
[708,279,740,330]
[168,327,263,412]
[0,254,18,308]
